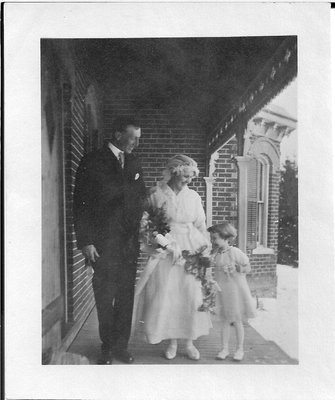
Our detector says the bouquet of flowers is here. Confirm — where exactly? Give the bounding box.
[139,203,171,252]
[182,246,220,314]
[182,245,209,279]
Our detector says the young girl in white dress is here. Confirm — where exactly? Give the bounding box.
[132,154,212,360]
[208,222,256,361]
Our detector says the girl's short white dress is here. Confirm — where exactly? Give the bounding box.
[132,182,212,344]
[214,246,256,323]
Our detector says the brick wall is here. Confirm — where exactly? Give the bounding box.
[267,169,280,253]
[64,69,101,323]
[103,94,207,201]
[211,136,238,227]
[248,253,276,275]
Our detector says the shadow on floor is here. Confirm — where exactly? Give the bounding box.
[68,307,298,365]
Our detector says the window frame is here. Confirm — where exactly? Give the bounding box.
[256,156,270,249]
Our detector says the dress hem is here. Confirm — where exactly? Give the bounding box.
[145,329,212,345]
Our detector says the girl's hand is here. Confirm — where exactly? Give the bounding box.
[228,264,236,274]
[223,264,236,274]
[238,264,251,274]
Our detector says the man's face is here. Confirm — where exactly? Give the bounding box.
[116,125,140,154]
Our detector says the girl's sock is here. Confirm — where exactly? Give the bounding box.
[221,321,231,350]
[168,339,177,349]
[234,321,244,351]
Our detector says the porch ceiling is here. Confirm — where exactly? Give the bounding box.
[70,37,289,134]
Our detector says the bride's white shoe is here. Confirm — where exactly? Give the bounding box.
[216,348,229,360]
[165,343,177,360]
[185,345,200,360]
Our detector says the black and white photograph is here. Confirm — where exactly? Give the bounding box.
[4,3,334,400]
[41,36,298,366]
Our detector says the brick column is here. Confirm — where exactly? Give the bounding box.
[204,177,215,227]
[267,169,281,255]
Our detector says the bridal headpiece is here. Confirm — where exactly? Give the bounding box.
[162,154,199,182]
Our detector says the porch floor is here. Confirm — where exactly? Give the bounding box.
[68,307,297,365]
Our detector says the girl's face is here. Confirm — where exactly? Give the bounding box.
[210,232,230,250]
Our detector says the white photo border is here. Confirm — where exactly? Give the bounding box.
[5,2,335,399]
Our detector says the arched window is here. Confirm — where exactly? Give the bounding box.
[246,155,270,251]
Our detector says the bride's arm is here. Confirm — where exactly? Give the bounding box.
[146,185,162,210]
[193,193,210,243]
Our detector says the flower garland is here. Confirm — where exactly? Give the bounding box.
[182,245,220,314]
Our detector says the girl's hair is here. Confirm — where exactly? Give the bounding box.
[208,222,237,242]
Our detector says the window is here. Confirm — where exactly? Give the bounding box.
[256,158,269,247]
[246,156,270,251]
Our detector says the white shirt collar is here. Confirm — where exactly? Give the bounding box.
[108,142,124,159]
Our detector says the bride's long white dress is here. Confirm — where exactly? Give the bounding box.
[132,182,212,344]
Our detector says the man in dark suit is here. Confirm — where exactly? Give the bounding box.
[73,117,146,364]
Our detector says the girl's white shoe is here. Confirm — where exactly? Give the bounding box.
[233,349,244,361]
[216,348,230,360]
[165,343,177,360]
[185,345,200,360]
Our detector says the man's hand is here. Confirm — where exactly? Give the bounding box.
[82,245,100,263]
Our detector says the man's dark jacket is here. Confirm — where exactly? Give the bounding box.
[73,144,146,255]
[73,144,146,350]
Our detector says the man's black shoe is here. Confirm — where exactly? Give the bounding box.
[97,348,112,365]
[113,349,134,364]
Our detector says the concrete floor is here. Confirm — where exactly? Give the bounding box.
[68,307,298,365]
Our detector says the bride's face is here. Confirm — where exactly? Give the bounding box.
[172,170,194,190]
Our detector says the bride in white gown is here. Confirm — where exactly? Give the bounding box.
[132,154,212,360]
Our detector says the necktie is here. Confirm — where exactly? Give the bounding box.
[118,152,124,169]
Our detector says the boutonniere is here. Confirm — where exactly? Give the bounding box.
[135,173,140,180]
